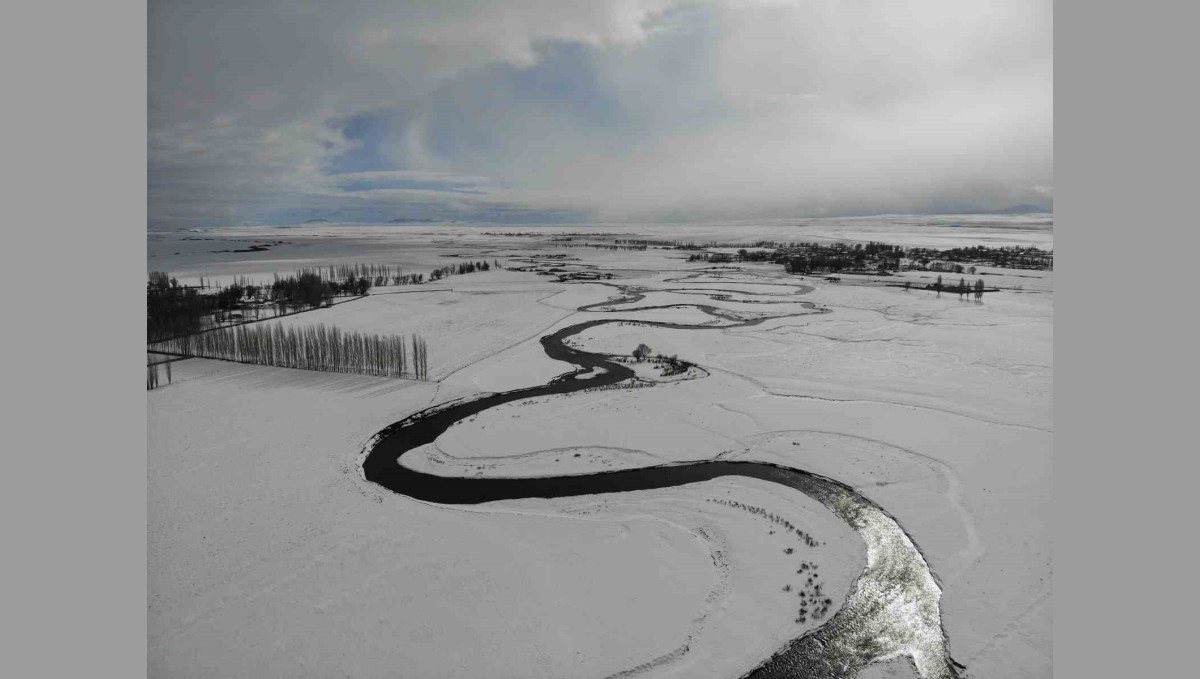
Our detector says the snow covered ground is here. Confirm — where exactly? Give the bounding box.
[149,220,1051,678]
[257,270,573,381]
[148,359,862,679]
[147,214,1050,288]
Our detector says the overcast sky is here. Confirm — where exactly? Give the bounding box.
[148,1,1052,229]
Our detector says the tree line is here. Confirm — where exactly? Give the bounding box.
[429,259,492,281]
[686,248,777,263]
[148,271,370,341]
[905,245,1053,270]
[149,258,503,343]
[293,264,429,288]
[911,276,989,300]
[147,274,219,341]
[779,241,904,275]
[151,322,430,380]
[673,239,1052,275]
[270,271,370,307]
[774,241,1052,275]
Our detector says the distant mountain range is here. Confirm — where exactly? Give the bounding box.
[292,217,452,225]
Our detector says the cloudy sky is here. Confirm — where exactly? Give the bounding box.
[148,1,1052,229]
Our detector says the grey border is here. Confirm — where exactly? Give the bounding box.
[8,1,146,677]
[14,1,1193,677]
[1057,1,1192,677]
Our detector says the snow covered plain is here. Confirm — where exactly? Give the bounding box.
[149,219,1051,678]
[147,214,1050,288]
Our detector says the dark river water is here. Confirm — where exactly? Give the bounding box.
[362,287,965,679]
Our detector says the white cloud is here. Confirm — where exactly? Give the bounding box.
[149,0,1052,228]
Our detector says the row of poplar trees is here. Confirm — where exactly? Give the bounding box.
[152,323,429,380]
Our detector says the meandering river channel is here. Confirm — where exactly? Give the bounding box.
[362,286,966,679]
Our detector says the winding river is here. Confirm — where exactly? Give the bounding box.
[362,284,966,679]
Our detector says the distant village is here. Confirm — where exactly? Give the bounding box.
[687,241,1053,275]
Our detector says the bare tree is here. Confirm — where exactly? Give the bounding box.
[152,323,428,379]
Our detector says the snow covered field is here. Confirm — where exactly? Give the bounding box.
[257,270,573,381]
[149,219,1051,678]
[147,214,1050,288]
